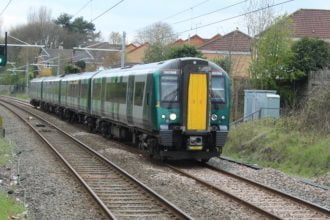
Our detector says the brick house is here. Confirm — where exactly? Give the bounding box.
[126,43,149,64]
[173,34,210,47]
[290,9,330,42]
[199,30,252,79]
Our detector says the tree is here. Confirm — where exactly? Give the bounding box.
[166,44,203,59]
[109,32,122,45]
[144,44,203,63]
[135,22,176,45]
[144,43,169,63]
[55,13,100,48]
[250,16,302,88]
[212,57,232,74]
[75,60,86,72]
[250,16,303,106]
[64,64,80,73]
[291,38,330,75]
[244,0,275,37]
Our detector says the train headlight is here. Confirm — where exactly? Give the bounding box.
[211,114,218,121]
[221,115,226,120]
[169,113,177,121]
[161,114,166,119]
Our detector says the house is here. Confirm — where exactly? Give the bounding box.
[290,9,330,42]
[173,34,210,47]
[126,43,149,64]
[199,30,252,79]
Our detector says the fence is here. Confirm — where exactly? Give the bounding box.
[231,107,280,126]
[0,85,15,94]
[308,69,330,91]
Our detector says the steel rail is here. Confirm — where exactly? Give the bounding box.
[0,99,192,220]
[203,163,330,216]
[166,164,282,220]
[4,96,330,218]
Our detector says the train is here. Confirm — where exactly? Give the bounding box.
[29,57,230,161]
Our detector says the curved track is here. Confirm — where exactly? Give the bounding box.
[0,98,191,220]
[3,96,330,219]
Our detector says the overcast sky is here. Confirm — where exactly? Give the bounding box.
[1,0,330,42]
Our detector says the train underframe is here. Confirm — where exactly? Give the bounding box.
[32,100,228,161]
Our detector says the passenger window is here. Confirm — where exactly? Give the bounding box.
[134,82,145,106]
[106,82,127,104]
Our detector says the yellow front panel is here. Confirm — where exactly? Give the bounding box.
[187,73,208,130]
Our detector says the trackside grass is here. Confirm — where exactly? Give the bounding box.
[0,138,26,219]
[0,191,25,219]
[0,138,12,166]
[224,118,330,178]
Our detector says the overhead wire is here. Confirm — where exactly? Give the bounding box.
[0,0,13,16]
[178,0,295,34]
[91,0,125,22]
[173,0,247,25]
[161,0,210,21]
[74,0,93,17]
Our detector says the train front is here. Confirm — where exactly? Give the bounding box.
[156,58,230,161]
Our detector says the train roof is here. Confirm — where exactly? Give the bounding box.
[60,71,101,81]
[94,57,212,78]
[30,57,229,82]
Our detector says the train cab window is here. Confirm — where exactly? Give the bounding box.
[161,75,179,102]
[211,76,225,103]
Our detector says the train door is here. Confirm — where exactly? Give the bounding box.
[126,75,134,125]
[181,59,210,132]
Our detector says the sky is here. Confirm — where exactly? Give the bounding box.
[0,0,330,43]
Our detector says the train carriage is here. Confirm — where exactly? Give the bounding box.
[29,57,230,161]
[29,77,44,106]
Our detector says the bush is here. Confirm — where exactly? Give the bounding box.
[299,84,330,133]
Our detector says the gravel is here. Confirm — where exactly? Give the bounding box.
[20,106,268,219]
[4,101,329,219]
[0,105,107,219]
[208,157,330,210]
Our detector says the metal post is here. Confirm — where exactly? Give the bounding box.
[121,31,126,68]
[25,62,29,94]
[57,54,60,76]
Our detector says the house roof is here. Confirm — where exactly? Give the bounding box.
[173,34,208,47]
[127,42,149,53]
[290,9,330,39]
[199,30,252,52]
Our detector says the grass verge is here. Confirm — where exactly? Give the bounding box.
[0,138,26,218]
[224,118,330,178]
[0,191,25,219]
[11,93,30,101]
[0,138,12,166]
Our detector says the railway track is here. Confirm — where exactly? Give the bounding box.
[166,162,330,220]
[0,98,191,220]
[3,96,330,219]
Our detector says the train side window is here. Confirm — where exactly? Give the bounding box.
[106,82,127,104]
[134,82,145,106]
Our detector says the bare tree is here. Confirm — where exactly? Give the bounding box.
[135,22,176,45]
[244,0,275,37]
[108,32,122,45]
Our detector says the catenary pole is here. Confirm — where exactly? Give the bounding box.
[121,31,126,68]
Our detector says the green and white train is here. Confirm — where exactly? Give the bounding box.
[29,57,230,161]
